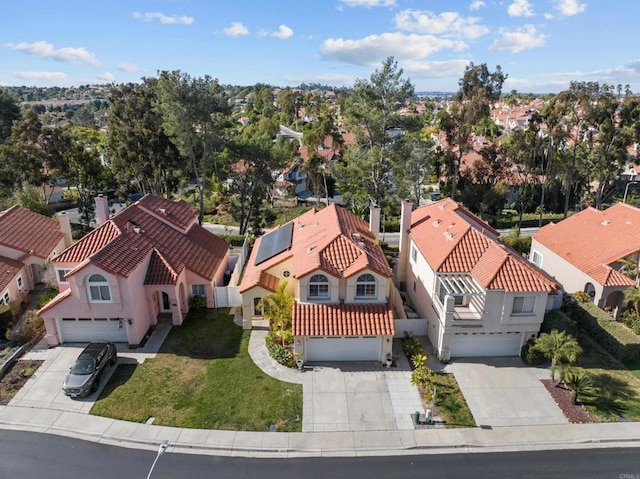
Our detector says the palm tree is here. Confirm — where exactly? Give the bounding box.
[564,370,595,405]
[624,286,640,316]
[259,282,293,346]
[533,330,583,385]
[618,258,639,282]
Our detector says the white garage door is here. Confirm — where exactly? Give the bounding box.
[58,318,128,343]
[305,336,381,361]
[451,332,523,358]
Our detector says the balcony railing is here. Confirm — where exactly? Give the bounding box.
[452,308,482,321]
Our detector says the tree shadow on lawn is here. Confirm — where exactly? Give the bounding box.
[581,372,635,420]
[159,309,242,360]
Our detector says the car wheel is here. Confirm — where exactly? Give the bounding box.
[91,380,98,393]
[111,354,117,365]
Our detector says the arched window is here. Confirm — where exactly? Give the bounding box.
[88,274,111,302]
[356,273,377,298]
[308,274,329,299]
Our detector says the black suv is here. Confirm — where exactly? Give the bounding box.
[62,341,117,398]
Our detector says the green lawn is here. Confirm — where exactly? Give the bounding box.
[432,373,476,428]
[572,333,640,422]
[625,361,640,380]
[91,308,302,432]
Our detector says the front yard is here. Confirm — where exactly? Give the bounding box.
[91,308,303,431]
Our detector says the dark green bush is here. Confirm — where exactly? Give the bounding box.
[189,294,207,310]
[499,235,532,256]
[541,309,578,336]
[520,338,547,365]
[562,296,640,362]
[0,305,11,331]
[401,331,422,359]
[621,310,640,335]
[265,332,295,367]
[37,288,59,308]
[218,234,245,247]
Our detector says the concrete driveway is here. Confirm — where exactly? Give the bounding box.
[301,361,424,432]
[448,357,568,428]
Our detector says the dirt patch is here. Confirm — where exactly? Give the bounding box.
[541,379,593,424]
[0,360,43,405]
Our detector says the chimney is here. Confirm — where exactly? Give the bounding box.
[368,204,381,240]
[57,212,73,247]
[397,199,413,283]
[95,195,110,226]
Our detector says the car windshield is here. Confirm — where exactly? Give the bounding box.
[70,358,95,375]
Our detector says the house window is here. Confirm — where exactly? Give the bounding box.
[88,274,111,302]
[57,269,70,283]
[308,274,329,299]
[17,275,23,289]
[411,245,417,263]
[355,273,376,298]
[0,291,9,305]
[253,297,263,316]
[512,296,535,315]
[531,250,543,267]
[190,284,206,298]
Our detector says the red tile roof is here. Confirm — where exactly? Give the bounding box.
[411,198,559,293]
[0,256,25,292]
[55,196,229,282]
[292,301,395,336]
[533,203,640,287]
[240,204,391,293]
[0,205,64,259]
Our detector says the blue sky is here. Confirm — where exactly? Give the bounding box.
[1,0,639,93]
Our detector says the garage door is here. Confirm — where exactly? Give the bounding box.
[305,336,381,361]
[58,318,128,343]
[451,332,523,358]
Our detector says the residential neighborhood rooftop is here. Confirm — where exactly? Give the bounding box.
[0,205,65,259]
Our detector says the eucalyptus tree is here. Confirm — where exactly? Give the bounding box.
[336,56,414,207]
[156,70,232,224]
[437,62,506,199]
[0,88,21,144]
[106,79,183,197]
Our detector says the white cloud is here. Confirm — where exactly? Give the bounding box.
[402,59,470,78]
[12,71,68,83]
[394,9,489,39]
[470,0,485,10]
[8,41,101,66]
[321,32,465,66]
[338,0,396,7]
[544,12,554,19]
[267,25,294,39]
[98,72,115,82]
[553,0,587,16]
[508,0,534,17]
[222,21,249,37]
[489,25,546,53]
[118,62,139,73]
[132,12,194,25]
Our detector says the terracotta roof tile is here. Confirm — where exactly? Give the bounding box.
[136,195,198,232]
[0,256,24,292]
[54,196,228,282]
[412,198,559,293]
[144,250,178,285]
[292,301,395,336]
[240,204,391,292]
[533,203,640,284]
[0,205,64,259]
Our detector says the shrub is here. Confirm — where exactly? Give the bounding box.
[520,338,547,365]
[0,305,11,331]
[621,310,640,335]
[189,294,207,310]
[499,235,532,256]
[401,331,422,359]
[218,234,245,247]
[265,332,295,367]
[574,291,591,303]
[6,311,44,344]
[541,309,578,336]
[37,288,59,308]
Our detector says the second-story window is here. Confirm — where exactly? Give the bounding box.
[356,273,376,298]
[308,274,329,299]
[88,274,111,302]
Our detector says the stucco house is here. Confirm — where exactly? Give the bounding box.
[530,202,640,316]
[39,195,229,346]
[239,203,395,362]
[0,205,72,306]
[397,198,560,360]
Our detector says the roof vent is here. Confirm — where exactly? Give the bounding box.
[306,246,315,253]
[159,208,170,216]
[432,219,442,227]
[352,232,361,242]
[601,220,611,226]
[133,227,145,235]
[444,232,455,241]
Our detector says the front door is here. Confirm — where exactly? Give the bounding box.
[160,292,171,312]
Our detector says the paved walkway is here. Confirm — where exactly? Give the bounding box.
[1,319,640,457]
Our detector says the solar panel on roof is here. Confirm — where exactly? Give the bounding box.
[254,221,294,265]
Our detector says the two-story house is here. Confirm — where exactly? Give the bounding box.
[239,204,394,362]
[0,205,72,306]
[38,195,229,346]
[530,202,640,316]
[397,199,560,360]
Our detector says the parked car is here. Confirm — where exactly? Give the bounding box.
[62,341,117,398]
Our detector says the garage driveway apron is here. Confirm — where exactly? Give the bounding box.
[448,357,568,428]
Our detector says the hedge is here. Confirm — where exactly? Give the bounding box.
[540,309,578,336]
[562,296,640,362]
